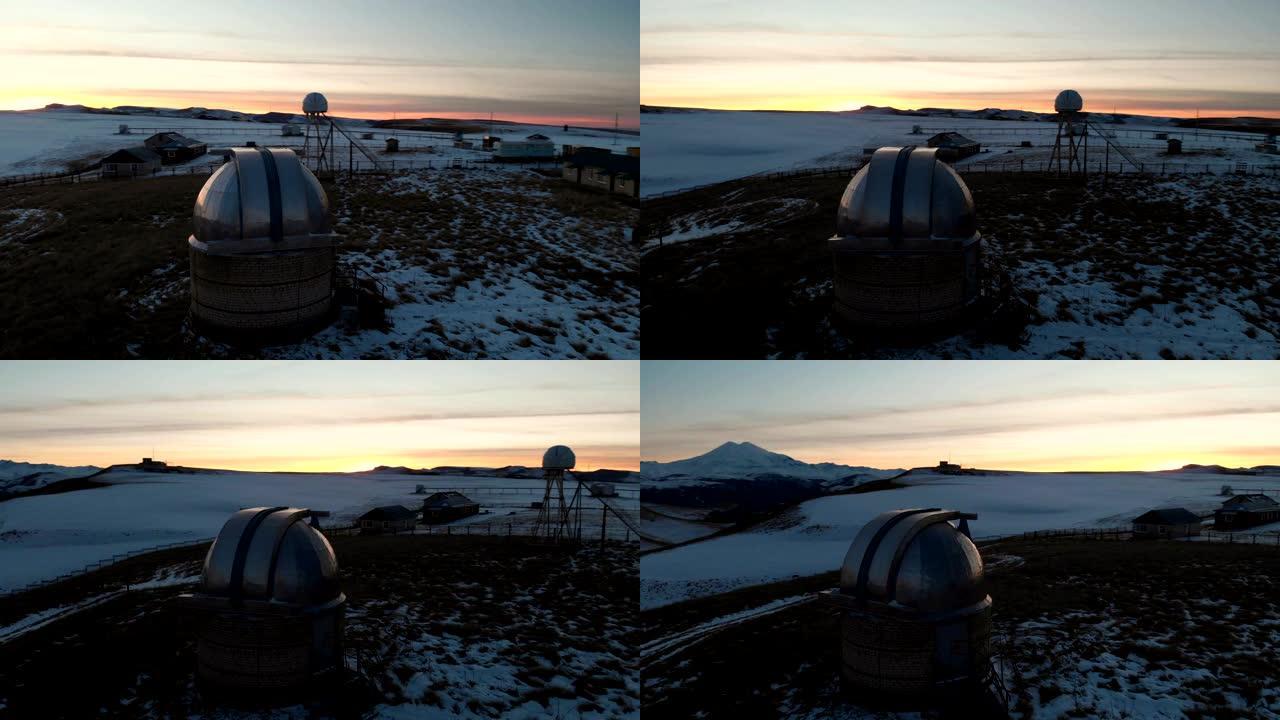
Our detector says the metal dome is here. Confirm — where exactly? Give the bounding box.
[542,445,576,470]
[839,508,987,614]
[302,92,328,114]
[1055,89,1084,113]
[191,147,332,255]
[834,147,977,249]
[201,507,342,607]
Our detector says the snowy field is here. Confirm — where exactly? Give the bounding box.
[0,110,637,178]
[641,108,1273,197]
[640,470,1280,609]
[182,163,639,359]
[0,136,639,359]
[0,467,638,593]
[641,158,1280,360]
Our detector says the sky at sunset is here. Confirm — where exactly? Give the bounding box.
[0,361,639,472]
[642,0,1280,117]
[642,361,1280,472]
[0,0,638,127]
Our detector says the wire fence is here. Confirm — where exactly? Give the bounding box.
[976,525,1280,547]
[0,154,565,189]
[0,537,214,600]
[0,514,636,601]
[643,155,1280,201]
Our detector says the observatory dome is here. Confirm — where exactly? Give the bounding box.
[201,507,341,607]
[834,147,976,243]
[191,147,331,254]
[302,92,328,114]
[1055,89,1084,113]
[839,508,987,614]
[828,146,982,328]
[543,445,577,470]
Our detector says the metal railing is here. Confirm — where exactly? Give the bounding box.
[1,154,566,189]
[642,156,1280,202]
[0,537,214,599]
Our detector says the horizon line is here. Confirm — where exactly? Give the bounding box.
[4,457,642,474]
[640,102,1280,123]
[2,100,640,129]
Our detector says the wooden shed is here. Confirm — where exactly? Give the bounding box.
[1215,494,1280,530]
[100,146,161,177]
[927,132,981,161]
[422,491,480,523]
[561,147,639,198]
[358,505,418,534]
[1132,508,1201,538]
[143,132,208,165]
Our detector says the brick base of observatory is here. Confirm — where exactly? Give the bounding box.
[835,599,993,693]
[189,246,335,335]
[830,241,981,327]
[188,596,345,690]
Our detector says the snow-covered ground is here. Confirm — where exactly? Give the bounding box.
[640,470,1280,609]
[275,167,638,359]
[0,467,638,593]
[0,110,637,178]
[0,459,99,495]
[640,505,731,547]
[641,108,1274,197]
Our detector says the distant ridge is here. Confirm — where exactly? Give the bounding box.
[642,104,1278,127]
[17,103,638,132]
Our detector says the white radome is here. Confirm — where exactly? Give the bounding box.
[543,445,576,470]
[302,92,329,114]
[1055,89,1084,113]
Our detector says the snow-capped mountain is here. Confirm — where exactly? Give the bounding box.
[641,441,899,483]
[0,459,101,496]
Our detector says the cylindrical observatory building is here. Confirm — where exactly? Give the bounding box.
[822,508,993,696]
[829,147,982,328]
[189,147,337,341]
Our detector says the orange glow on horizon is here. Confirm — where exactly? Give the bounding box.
[641,92,1278,120]
[11,451,640,474]
[0,90,635,128]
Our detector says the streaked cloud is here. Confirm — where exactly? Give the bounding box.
[0,361,640,472]
[642,362,1280,472]
[641,0,1280,116]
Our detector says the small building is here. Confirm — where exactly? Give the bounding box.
[1215,494,1280,530]
[422,491,480,523]
[494,133,556,160]
[937,460,962,475]
[1167,138,1183,155]
[1153,132,1169,140]
[482,135,500,150]
[281,123,302,137]
[138,457,168,472]
[143,132,208,165]
[358,505,418,534]
[561,147,639,198]
[117,124,130,135]
[385,137,400,153]
[591,482,617,498]
[927,132,981,161]
[101,146,161,177]
[1132,508,1201,538]
[361,132,375,140]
